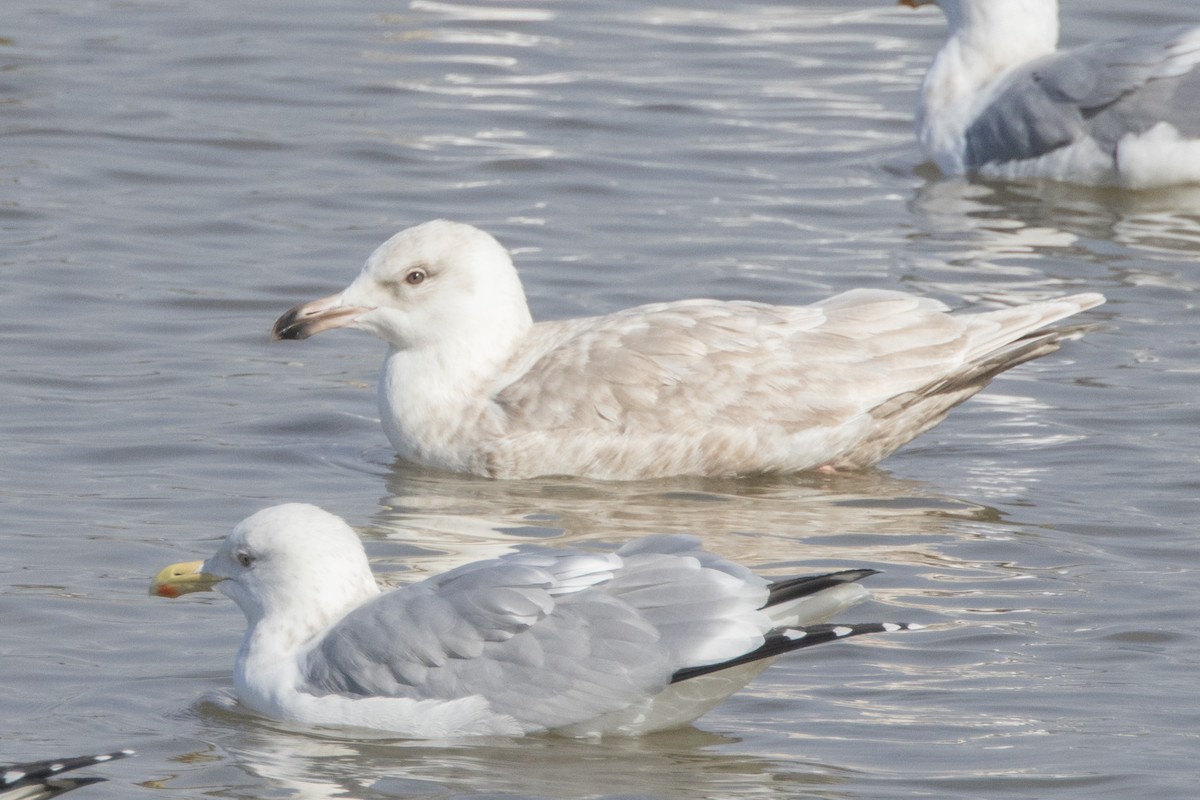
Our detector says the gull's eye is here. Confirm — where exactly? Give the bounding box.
[405,268,427,286]
[236,551,254,569]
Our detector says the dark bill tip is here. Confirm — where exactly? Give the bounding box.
[270,293,365,341]
[272,304,313,340]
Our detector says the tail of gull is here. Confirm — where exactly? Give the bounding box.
[672,568,921,683]
[849,292,1105,467]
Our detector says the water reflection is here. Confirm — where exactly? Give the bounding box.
[905,178,1200,297]
[352,464,1000,581]
[180,705,870,800]
[341,454,1099,634]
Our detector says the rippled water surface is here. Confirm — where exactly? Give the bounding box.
[4,1,1199,797]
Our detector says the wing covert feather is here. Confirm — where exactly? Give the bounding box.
[490,291,976,436]
[302,551,672,730]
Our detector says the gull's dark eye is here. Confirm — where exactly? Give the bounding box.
[405,268,427,286]
[236,551,254,568]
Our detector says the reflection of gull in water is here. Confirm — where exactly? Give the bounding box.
[153,504,917,738]
[273,219,1103,480]
[907,180,1078,253]
[366,467,1003,579]
[906,173,1200,292]
[904,180,1085,299]
[902,0,1200,187]
[192,721,864,800]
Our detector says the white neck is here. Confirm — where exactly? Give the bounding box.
[916,0,1060,172]
[233,621,310,715]
[233,580,380,714]
[377,320,530,472]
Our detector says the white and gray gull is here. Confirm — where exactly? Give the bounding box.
[272,220,1104,480]
[152,503,920,739]
[901,0,1200,186]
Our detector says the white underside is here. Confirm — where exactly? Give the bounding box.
[237,661,775,739]
[1112,123,1200,190]
[551,661,773,738]
[973,123,1200,188]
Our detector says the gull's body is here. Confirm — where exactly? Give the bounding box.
[152,504,918,739]
[904,0,1200,187]
[273,220,1103,480]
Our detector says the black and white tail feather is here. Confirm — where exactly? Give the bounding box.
[1,750,134,800]
[672,568,922,684]
[672,621,922,683]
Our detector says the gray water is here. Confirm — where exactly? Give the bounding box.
[3,0,1198,797]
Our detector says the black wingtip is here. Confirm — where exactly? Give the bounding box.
[2,750,135,798]
[765,568,880,609]
[670,622,922,684]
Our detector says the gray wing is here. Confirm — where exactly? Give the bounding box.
[608,534,773,666]
[301,549,674,731]
[964,25,1200,168]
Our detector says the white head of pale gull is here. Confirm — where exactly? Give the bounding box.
[349,220,533,351]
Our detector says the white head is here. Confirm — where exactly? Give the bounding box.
[272,220,534,354]
[151,503,380,636]
[902,0,1059,49]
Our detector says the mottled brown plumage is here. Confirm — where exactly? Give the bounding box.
[273,220,1104,479]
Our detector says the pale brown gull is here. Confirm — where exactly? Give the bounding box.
[272,220,1104,480]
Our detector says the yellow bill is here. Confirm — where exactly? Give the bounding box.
[150,560,222,598]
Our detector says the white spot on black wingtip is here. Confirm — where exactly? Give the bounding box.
[1,749,135,788]
[832,626,854,638]
[782,629,807,640]
[94,751,134,765]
